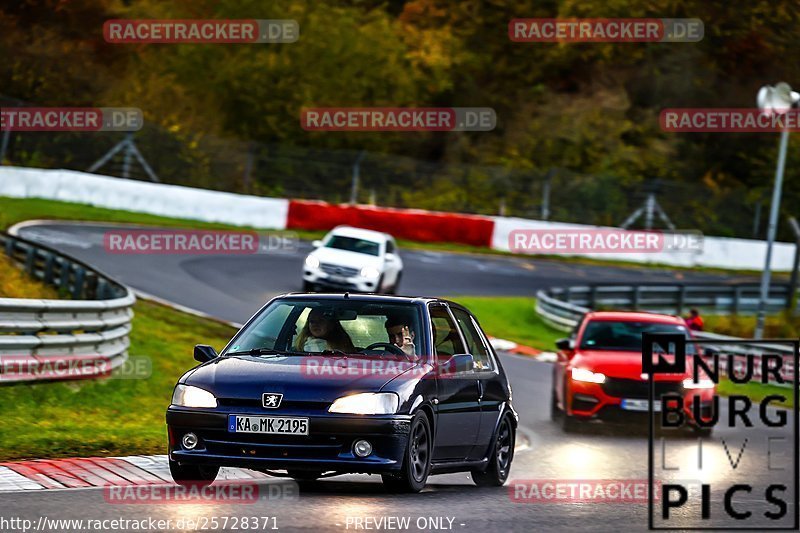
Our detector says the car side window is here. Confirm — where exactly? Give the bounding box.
[386,240,395,254]
[429,305,466,361]
[451,308,494,372]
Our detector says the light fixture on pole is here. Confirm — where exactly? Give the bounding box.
[753,82,799,339]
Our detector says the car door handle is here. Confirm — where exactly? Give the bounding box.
[476,380,484,401]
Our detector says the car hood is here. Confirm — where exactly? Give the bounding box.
[573,350,690,381]
[310,248,383,269]
[183,355,419,401]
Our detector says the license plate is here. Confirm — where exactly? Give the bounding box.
[228,415,309,435]
[327,275,348,284]
[620,399,661,412]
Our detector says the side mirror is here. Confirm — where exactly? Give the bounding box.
[385,252,397,262]
[439,353,475,375]
[194,344,218,363]
[555,338,575,351]
[312,240,323,248]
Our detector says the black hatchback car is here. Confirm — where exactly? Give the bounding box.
[166,293,517,492]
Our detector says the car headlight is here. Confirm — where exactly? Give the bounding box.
[305,255,320,269]
[329,392,399,414]
[571,367,606,384]
[360,266,381,278]
[172,384,217,408]
[683,378,715,389]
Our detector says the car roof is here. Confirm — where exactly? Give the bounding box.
[329,225,392,242]
[276,292,466,310]
[583,310,684,325]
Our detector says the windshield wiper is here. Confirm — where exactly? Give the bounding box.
[224,348,298,357]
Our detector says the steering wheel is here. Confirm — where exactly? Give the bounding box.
[362,342,412,360]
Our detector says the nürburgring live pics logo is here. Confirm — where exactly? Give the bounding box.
[643,333,799,530]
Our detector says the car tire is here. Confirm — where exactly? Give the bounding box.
[168,458,219,487]
[381,412,432,493]
[471,414,515,487]
[550,387,561,421]
[559,380,578,432]
[375,274,385,294]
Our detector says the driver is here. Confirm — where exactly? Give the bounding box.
[384,315,418,359]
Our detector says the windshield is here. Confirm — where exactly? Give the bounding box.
[325,235,381,256]
[580,320,694,352]
[225,299,423,359]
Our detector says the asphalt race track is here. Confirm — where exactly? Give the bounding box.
[4,222,795,532]
[18,222,739,325]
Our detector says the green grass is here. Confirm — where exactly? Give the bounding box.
[0,254,59,299]
[447,296,563,351]
[716,378,795,409]
[0,300,236,461]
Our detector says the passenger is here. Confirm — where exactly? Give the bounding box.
[296,308,355,352]
[384,315,418,358]
[684,308,704,331]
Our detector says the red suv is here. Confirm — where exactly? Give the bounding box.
[550,311,715,434]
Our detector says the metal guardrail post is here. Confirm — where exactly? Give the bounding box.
[43,253,55,285]
[59,260,71,293]
[676,285,686,315]
[24,246,35,274]
[72,266,86,299]
[631,286,640,310]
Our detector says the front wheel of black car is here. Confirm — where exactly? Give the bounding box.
[169,458,219,487]
[472,414,515,487]
[382,412,432,493]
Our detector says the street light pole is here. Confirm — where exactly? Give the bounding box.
[754,82,799,339]
[754,129,790,339]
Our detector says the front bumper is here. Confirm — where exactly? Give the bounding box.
[303,269,379,292]
[566,377,715,426]
[166,407,411,473]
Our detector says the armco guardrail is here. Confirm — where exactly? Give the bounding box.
[536,282,791,332]
[0,232,134,384]
[536,283,797,385]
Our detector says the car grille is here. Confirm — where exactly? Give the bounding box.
[217,398,330,411]
[601,378,683,399]
[320,263,360,277]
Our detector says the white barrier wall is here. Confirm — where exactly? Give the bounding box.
[491,216,796,271]
[0,167,290,229]
[1,166,794,271]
